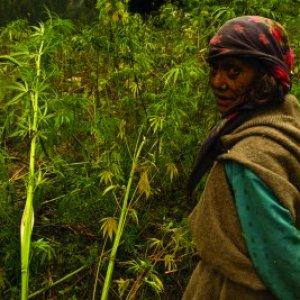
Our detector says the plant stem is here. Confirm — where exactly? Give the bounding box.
[28,265,88,299]
[20,36,44,300]
[92,236,108,300]
[101,136,146,300]
[20,133,38,300]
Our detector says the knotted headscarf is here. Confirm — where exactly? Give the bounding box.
[187,16,295,197]
[207,16,294,88]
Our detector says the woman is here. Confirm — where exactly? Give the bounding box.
[183,16,300,299]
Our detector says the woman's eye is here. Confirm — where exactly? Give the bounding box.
[227,66,241,78]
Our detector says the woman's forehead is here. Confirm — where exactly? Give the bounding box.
[209,56,257,67]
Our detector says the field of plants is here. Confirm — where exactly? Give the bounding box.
[1,0,300,299]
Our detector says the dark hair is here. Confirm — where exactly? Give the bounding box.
[249,67,290,107]
[234,56,290,107]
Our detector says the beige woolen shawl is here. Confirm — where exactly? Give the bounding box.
[182,95,300,299]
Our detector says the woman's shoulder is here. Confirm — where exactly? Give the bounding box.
[221,94,300,154]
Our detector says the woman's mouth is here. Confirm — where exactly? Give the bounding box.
[215,93,231,100]
[214,94,236,113]
[215,95,232,105]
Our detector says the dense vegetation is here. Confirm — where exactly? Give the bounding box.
[1,0,300,299]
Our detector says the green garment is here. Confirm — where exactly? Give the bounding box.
[225,160,300,300]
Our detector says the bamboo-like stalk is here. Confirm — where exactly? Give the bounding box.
[92,236,108,300]
[20,134,37,300]
[20,33,44,300]
[101,136,146,300]
[28,265,88,299]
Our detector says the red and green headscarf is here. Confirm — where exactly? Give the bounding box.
[207,16,294,88]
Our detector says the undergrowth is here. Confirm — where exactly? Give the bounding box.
[0,0,299,299]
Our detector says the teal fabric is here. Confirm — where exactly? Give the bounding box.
[225,160,300,300]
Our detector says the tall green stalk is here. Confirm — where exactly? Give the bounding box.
[101,135,146,300]
[28,265,88,299]
[20,28,45,300]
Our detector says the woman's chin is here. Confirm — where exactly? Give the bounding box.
[216,103,232,114]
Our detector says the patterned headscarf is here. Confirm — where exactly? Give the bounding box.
[207,16,294,88]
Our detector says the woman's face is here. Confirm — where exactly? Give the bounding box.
[209,57,259,115]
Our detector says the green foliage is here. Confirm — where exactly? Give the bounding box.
[0,1,299,299]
